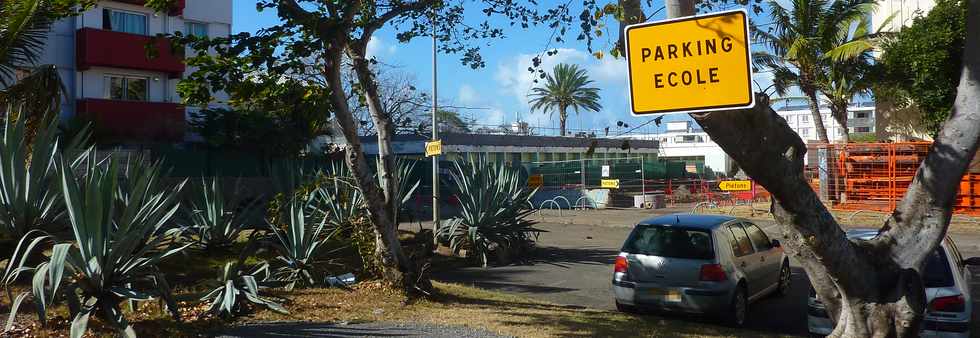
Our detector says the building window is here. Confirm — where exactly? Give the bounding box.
[801,128,810,137]
[799,115,808,123]
[856,127,871,132]
[185,22,208,37]
[856,112,869,119]
[105,75,148,101]
[674,135,701,143]
[103,9,148,35]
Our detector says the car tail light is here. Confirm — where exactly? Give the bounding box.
[614,256,628,274]
[929,295,965,313]
[699,264,727,282]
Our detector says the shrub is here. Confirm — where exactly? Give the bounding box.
[438,158,541,267]
[265,197,340,291]
[0,113,88,239]
[183,177,256,250]
[198,261,287,319]
[2,154,187,338]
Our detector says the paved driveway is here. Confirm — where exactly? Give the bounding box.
[433,210,980,337]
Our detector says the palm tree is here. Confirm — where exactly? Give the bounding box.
[753,0,876,143]
[818,15,895,143]
[0,0,83,134]
[529,63,602,136]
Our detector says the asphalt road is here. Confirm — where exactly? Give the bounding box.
[433,209,980,337]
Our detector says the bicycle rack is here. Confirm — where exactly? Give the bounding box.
[552,196,571,210]
[574,196,597,210]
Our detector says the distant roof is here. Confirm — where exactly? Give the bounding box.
[360,132,660,150]
[637,214,736,229]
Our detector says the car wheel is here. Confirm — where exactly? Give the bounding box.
[725,286,748,327]
[775,262,791,296]
[616,301,637,314]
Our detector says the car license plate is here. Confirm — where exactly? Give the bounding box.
[648,288,682,302]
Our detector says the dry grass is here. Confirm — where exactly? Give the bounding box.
[0,281,793,338]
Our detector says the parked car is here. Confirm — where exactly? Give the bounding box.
[808,229,976,337]
[611,214,790,326]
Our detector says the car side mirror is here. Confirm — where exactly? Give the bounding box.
[771,239,781,248]
[963,257,980,266]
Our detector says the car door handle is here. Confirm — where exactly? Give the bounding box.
[740,261,747,268]
[760,256,765,262]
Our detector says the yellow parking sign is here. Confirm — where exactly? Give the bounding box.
[625,10,754,115]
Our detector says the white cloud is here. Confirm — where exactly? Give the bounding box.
[493,48,590,110]
[366,36,397,60]
[457,84,478,105]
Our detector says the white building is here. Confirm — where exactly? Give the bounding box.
[873,0,936,32]
[775,103,877,143]
[34,0,232,143]
[616,121,734,176]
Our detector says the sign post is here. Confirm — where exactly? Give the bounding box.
[625,10,754,115]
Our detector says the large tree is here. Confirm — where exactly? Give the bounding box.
[618,0,980,336]
[149,0,592,292]
[752,0,875,143]
[528,63,602,136]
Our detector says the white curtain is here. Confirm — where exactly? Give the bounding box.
[111,11,146,35]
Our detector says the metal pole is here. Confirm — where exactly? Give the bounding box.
[431,13,440,238]
[641,156,646,195]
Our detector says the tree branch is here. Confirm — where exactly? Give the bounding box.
[690,94,878,315]
[875,0,980,268]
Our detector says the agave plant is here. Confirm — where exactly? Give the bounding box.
[438,158,541,266]
[266,197,339,291]
[0,111,88,239]
[199,260,287,318]
[2,154,187,338]
[183,177,256,250]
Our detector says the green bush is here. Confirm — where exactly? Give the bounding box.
[265,197,339,291]
[198,261,287,319]
[2,154,186,338]
[183,177,257,250]
[0,113,88,239]
[438,158,541,267]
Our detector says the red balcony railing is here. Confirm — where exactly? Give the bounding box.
[112,0,185,16]
[76,28,185,78]
[77,99,185,143]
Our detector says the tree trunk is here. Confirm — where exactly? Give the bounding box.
[831,102,850,144]
[559,106,568,136]
[804,85,831,143]
[320,43,424,293]
[674,0,980,336]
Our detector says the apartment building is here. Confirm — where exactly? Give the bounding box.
[775,103,877,143]
[36,0,232,143]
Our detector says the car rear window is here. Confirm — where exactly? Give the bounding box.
[622,225,714,260]
[923,247,954,288]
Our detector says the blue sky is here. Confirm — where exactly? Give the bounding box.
[231,1,783,136]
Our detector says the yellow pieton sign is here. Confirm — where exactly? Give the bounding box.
[601,179,620,189]
[718,180,752,191]
[625,10,754,115]
[425,140,442,157]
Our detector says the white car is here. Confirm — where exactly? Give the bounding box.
[807,229,975,337]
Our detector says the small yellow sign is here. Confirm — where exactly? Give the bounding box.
[601,179,620,189]
[425,140,442,157]
[719,180,752,191]
[625,10,754,115]
[527,175,543,188]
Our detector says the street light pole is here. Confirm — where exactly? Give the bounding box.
[431,12,440,239]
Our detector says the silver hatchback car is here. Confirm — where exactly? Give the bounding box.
[612,214,790,326]
[808,229,975,337]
